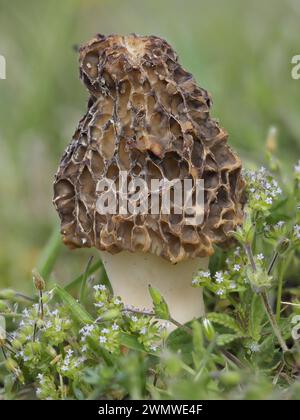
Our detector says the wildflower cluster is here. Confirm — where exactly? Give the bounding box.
[192,246,247,298]
[1,281,166,399]
[92,284,163,353]
[244,166,282,212]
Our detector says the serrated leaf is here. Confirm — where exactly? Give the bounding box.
[217,333,242,346]
[208,312,244,335]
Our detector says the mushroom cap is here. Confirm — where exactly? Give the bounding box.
[53,34,246,263]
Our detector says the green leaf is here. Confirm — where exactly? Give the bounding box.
[249,294,265,341]
[208,312,244,335]
[53,284,93,324]
[217,333,242,346]
[79,256,94,303]
[119,332,157,356]
[166,325,193,365]
[64,260,102,291]
[148,286,170,320]
[192,320,204,369]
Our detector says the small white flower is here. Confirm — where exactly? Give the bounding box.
[159,321,171,330]
[233,264,240,272]
[64,357,70,366]
[99,336,107,344]
[294,161,300,173]
[51,309,59,316]
[66,349,73,357]
[61,366,69,372]
[93,284,106,291]
[73,360,81,368]
[55,325,62,332]
[276,221,285,228]
[256,253,264,261]
[36,388,42,396]
[140,327,147,335]
[131,316,138,323]
[22,308,29,317]
[79,324,95,337]
[192,278,199,285]
[114,298,122,305]
[37,373,44,383]
[234,247,241,256]
[94,302,104,308]
[216,289,225,296]
[112,323,119,331]
[215,271,224,283]
[150,344,158,352]
[200,271,211,278]
[294,224,300,239]
[265,197,273,205]
[249,342,260,353]
[81,345,87,353]
[101,328,109,334]
[229,282,237,289]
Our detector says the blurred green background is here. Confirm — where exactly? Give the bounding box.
[0,0,299,292]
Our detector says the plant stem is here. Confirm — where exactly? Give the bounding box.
[267,251,279,276]
[169,317,193,335]
[261,290,288,352]
[242,242,288,353]
[276,252,293,321]
[276,264,284,322]
[122,307,193,335]
[243,242,256,272]
[15,293,35,303]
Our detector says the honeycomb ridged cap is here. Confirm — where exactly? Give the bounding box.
[53,34,246,263]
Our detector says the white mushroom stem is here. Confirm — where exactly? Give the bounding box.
[99,251,207,330]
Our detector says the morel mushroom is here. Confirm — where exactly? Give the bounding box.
[53,34,245,325]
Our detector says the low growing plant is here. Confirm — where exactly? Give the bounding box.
[0,154,299,400]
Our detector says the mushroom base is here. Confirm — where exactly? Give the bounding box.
[99,251,207,329]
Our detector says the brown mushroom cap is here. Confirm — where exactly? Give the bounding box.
[53,34,246,263]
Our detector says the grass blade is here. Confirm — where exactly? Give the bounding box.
[65,260,102,291]
[79,256,94,303]
[53,284,93,324]
[37,229,62,280]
